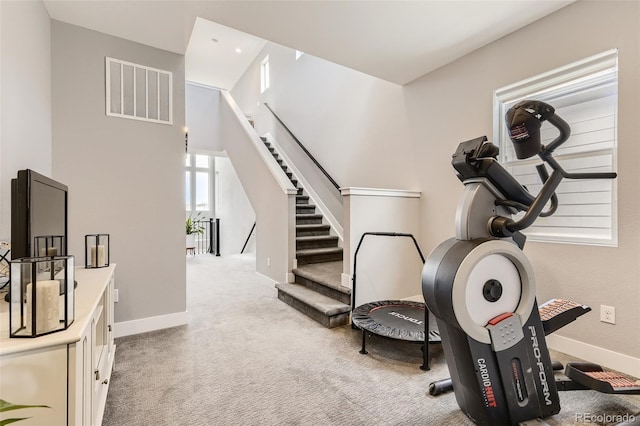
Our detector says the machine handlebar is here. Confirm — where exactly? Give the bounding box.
[490,101,617,237]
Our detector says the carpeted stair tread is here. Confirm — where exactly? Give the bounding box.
[275,282,351,316]
[296,235,338,245]
[296,247,343,257]
[296,224,330,236]
[263,138,346,316]
[296,246,343,265]
[296,204,316,210]
[296,214,323,225]
[293,264,349,296]
[296,213,323,219]
[296,235,338,242]
[296,235,339,250]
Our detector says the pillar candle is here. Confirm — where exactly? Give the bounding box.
[91,245,106,267]
[26,280,61,334]
[39,247,58,256]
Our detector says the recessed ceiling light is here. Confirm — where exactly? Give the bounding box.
[235,48,242,54]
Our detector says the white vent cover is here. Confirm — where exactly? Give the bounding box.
[105,57,172,125]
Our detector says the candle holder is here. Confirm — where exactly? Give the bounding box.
[85,234,109,268]
[34,235,64,257]
[9,255,75,338]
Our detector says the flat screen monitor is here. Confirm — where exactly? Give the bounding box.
[11,169,68,260]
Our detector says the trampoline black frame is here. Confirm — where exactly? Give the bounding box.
[350,232,439,371]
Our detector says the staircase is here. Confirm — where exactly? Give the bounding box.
[261,137,351,328]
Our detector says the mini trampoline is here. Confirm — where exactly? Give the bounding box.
[350,232,441,370]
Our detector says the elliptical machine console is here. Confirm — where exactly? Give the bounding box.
[422,100,632,425]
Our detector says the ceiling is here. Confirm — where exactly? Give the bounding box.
[185,18,266,89]
[43,1,575,88]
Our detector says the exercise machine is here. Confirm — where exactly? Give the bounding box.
[422,100,637,425]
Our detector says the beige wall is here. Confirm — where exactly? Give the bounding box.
[404,1,640,366]
[215,156,256,255]
[220,91,296,282]
[51,21,187,326]
[226,1,639,372]
[0,0,52,242]
[342,189,422,305]
[185,82,224,153]
[231,43,419,191]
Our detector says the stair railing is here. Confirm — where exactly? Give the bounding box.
[241,222,256,254]
[263,103,340,191]
[194,218,220,256]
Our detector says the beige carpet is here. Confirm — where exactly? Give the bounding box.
[102,254,640,425]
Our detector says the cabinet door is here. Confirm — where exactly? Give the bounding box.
[106,275,115,357]
[91,286,112,425]
[0,346,68,425]
[68,336,92,426]
[83,336,92,425]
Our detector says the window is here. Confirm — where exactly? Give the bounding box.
[185,154,212,212]
[260,55,270,93]
[106,57,172,124]
[493,49,618,246]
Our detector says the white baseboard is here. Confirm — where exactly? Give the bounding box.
[342,273,351,289]
[546,334,640,378]
[114,311,189,338]
[403,293,425,303]
[255,270,278,285]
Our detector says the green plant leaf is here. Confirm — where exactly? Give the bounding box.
[186,213,206,235]
[0,418,31,426]
[0,400,49,413]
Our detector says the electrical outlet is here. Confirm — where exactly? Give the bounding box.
[114,289,119,303]
[267,257,271,267]
[600,305,615,324]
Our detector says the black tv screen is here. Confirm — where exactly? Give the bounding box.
[11,169,68,260]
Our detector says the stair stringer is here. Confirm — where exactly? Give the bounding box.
[262,133,344,244]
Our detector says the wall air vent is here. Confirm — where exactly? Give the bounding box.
[105,57,173,125]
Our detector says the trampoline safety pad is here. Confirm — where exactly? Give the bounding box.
[352,300,441,343]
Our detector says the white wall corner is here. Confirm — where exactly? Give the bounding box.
[342,273,352,289]
[292,258,298,269]
[114,311,189,338]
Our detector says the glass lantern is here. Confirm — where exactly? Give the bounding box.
[85,234,109,268]
[34,235,65,257]
[9,255,75,338]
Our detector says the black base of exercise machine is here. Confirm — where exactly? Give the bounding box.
[422,101,636,425]
[350,232,441,371]
[428,298,590,397]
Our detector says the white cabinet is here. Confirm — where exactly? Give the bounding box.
[0,265,116,426]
